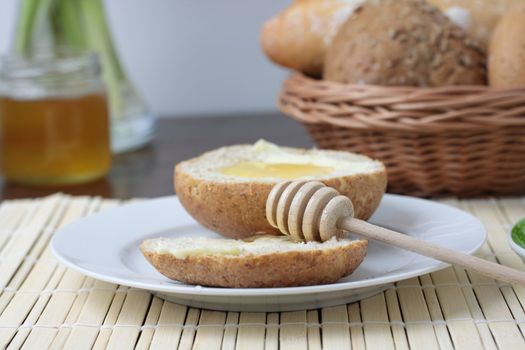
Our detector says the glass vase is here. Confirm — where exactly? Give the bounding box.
[12,0,155,153]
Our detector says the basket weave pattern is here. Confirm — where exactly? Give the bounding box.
[279,74,525,196]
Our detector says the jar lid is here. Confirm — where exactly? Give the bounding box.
[0,48,103,98]
[0,48,100,81]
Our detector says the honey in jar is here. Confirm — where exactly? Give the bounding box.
[0,51,111,185]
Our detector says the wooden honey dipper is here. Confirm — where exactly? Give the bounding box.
[266,180,525,285]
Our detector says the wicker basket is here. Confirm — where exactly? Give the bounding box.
[279,74,525,197]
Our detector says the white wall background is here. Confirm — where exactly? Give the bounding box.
[0,0,290,117]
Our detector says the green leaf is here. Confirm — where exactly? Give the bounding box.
[511,218,525,249]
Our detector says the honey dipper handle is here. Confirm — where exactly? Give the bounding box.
[340,218,525,285]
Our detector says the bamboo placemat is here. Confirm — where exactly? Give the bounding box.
[0,195,525,349]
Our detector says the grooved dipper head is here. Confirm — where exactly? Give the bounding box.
[266,180,355,242]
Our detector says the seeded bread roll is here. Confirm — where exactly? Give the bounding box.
[141,235,368,288]
[324,0,487,86]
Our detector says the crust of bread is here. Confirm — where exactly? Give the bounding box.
[175,160,387,239]
[488,3,525,88]
[141,239,368,288]
[261,0,364,77]
[428,0,522,47]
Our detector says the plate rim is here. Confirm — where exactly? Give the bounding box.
[50,194,487,297]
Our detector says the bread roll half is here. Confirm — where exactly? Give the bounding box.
[141,235,368,288]
[174,140,387,239]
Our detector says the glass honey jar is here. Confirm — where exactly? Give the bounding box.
[0,51,111,185]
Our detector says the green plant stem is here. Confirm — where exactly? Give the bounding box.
[78,0,127,117]
[13,0,40,53]
[28,0,59,53]
[54,0,86,47]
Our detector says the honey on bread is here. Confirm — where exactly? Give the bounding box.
[220,161,333,179]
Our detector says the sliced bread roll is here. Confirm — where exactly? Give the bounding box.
[141,235,368,288]
[175,140,387,239]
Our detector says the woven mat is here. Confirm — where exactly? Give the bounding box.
[0,195,525,349]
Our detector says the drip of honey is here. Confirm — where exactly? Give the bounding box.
[0,93,111,185]
[220,161,333,179]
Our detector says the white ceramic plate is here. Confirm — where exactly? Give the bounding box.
[51,194,486,312]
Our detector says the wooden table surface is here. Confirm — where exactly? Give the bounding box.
[0,114,313,200]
